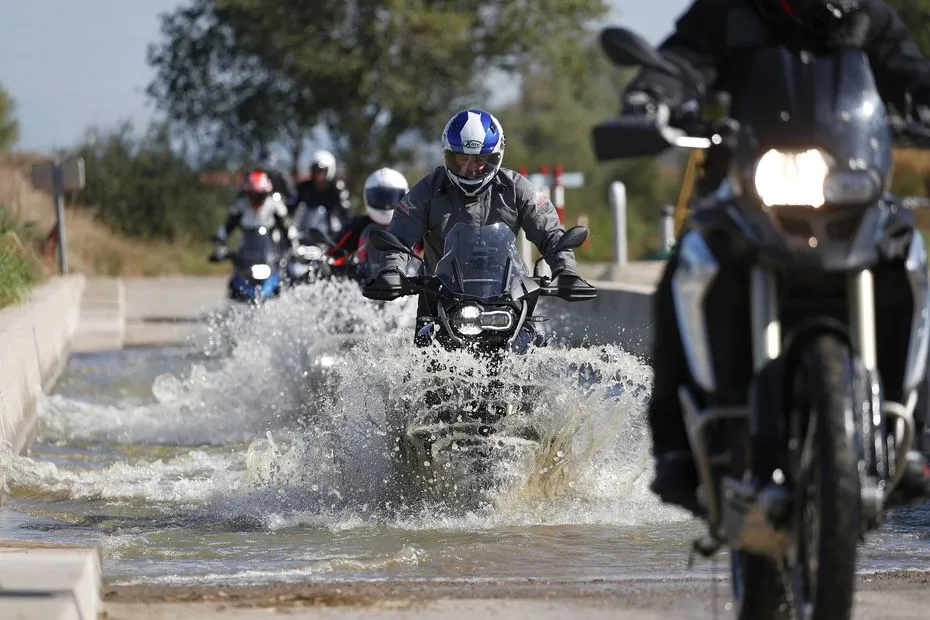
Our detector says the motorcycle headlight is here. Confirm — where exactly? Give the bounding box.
[753,149,881,208]
[451,304,515,336]
[822,169,882,206]
[297,245,323,260]
[754,149,830,207]
[250,264,272,280]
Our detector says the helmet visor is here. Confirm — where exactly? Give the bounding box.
[444,151,502,180]
[365,186,407,210]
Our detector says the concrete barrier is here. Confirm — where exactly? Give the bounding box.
[541,280,655,362]
[540,261,661,362]
[0,276,104,619]
[0,544,101,620]
[0,275,85,453]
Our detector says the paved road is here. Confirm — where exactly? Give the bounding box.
[72,276,228,352]
[102,573,930,619]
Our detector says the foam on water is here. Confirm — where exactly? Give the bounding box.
[3,278,685,537]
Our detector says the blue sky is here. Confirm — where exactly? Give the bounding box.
[0,0,691,152]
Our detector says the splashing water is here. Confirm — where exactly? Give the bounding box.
[0,279,727,584]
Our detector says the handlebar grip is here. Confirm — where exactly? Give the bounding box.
[592,118,675,161]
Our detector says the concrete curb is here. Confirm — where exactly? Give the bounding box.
[0,545,101,620]
[0,275,85,453]
[70,277,125,354]
[0,275,103,620]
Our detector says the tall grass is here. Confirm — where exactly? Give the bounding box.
[0,204,39,307]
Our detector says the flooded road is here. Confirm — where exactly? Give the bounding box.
[1,282,928,590]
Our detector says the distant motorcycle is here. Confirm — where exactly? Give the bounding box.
[210,227,286,303]
[284,203,337,285]
[298,226,422,285]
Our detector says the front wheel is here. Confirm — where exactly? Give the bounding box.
[732,334,861,620]
[788,334,861,620]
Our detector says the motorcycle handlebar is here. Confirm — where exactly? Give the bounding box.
[595,112,930,161]
[662,111,930,149]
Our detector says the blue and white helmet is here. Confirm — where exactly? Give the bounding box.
[441,109,505,196]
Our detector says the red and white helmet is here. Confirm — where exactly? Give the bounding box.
[242,170,274,208]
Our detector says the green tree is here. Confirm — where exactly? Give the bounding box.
[66,122,232,241]
[146,0,317,167]
[497,42,681,260]
[886,0,930,57]
[0,83,19,152]
[147,0,607,188]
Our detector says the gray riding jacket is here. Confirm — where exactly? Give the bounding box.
[382,166,578,276]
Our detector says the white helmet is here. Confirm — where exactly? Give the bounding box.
[363,167,409,226]
[309,149,337,181]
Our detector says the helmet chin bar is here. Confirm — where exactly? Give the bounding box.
[445,167,498,196]
[366,206,394,226]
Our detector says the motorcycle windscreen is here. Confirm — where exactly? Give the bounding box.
[732,46,893,179]
[235,229,280,269]
[358,225,422,279]
[297,205,330,237]
[357,223,385,275]
[434,223,526,300]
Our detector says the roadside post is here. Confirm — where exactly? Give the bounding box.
[31,158,85,275]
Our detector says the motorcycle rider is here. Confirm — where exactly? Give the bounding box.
[210,170,299,272]
[324,167,423,278]
[253,147,297,206]
[620,0,930,515]
[294,149,353,235]
[363,108,596,344]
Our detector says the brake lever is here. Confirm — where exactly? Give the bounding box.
[535,275,558,297]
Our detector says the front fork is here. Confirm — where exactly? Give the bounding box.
[848,269,917,492]
[753,266,914,507]
[750,266,781,372]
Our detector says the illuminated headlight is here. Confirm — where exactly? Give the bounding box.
[451,304,515,336]
[753,149,881,208]
[250,264,272,280]
[754,149,830,207]
[297,245,323,260]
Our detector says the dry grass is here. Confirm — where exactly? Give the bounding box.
[891,148,930,229]
[0,153,226,277]
[894,148,930,179]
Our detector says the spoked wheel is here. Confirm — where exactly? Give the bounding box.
[787,334,861,620]
[731,334,861,620]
